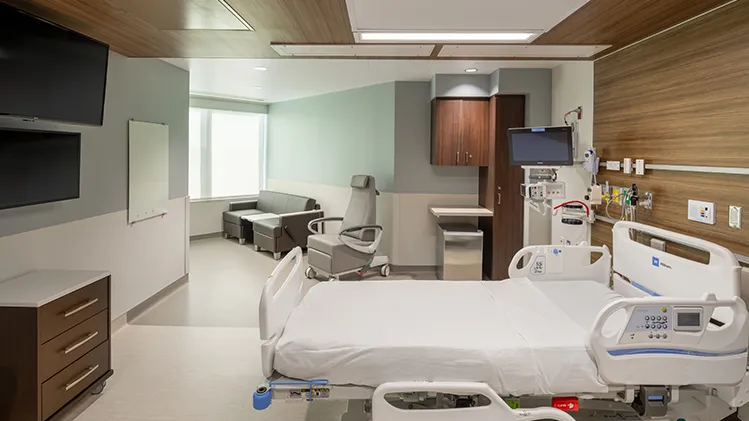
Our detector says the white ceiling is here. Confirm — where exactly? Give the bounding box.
[345,0,590,32]
[165,58,563,103]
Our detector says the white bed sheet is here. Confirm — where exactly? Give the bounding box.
[274,278,623,396]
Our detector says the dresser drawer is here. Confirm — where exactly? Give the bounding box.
[42,340,109,420]
[39,310,108,382]
[39,277,108,344]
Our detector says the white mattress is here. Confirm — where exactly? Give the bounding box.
[274,278,623,396]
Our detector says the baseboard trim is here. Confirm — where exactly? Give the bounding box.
[126,274,189,323]
[190,232,222,241]
[111,314,128,334]
[391,265,437,273]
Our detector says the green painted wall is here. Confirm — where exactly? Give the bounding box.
[267,83,396,191]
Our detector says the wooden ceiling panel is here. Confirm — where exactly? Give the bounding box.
[0,0,353,57]
[113,0,248,30]
[535,0,731,52]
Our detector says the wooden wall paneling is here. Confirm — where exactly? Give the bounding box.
[594,0,749,167]
[595,169,749,257]
[535,0,730,53]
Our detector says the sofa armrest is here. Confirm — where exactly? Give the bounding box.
[229,199,258,211]
[279,210,324,246]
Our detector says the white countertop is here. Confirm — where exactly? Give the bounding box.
[429,205,493,218]
[0,270,110,308]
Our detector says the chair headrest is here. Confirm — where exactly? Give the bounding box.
[350,175,372,189]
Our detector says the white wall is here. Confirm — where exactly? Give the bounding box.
[551,62,595,245]
[189,198,255,237]
[0,198,188,320]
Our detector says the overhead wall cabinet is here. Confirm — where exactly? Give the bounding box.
[431,98,489,166]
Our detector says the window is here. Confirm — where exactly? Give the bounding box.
[188,108,266,200]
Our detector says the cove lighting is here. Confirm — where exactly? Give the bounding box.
[358,32,537,42]
[218,0,254,31]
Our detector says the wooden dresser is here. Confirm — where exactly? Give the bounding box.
[0,270,113,421]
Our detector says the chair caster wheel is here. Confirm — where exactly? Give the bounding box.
[305,267,316,279]
[91,381,106,395]
[380,264,391,277]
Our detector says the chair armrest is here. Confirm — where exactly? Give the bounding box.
[339,224,383,255]
[279,210,324,246]
[307,216,343,235]
[229,199,258,211]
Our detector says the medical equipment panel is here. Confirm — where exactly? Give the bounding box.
[507,126,573,166]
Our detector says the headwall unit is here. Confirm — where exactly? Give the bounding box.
[592,0,749,259]
[0,3,109,125]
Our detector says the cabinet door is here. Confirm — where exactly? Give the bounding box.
[460,99,490,166]
[431,99,463,166]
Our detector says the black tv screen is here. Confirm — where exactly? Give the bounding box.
[0,4,109,125]
[0,128,81,210]
[507,126,574,166]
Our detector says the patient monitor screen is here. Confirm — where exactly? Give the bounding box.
[508,126,573,166]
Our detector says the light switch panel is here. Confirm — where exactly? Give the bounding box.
[688,200,716,225]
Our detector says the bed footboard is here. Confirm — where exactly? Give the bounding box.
[259,246,306,378]
[589,294,749,386]
[508,244,610,284]
[372,382,575,421]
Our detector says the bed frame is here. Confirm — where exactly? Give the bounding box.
[256,222,749,421]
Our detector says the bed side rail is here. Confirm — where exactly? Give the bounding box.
[612,222,740,306]
[589,293,749,386]
[508,244,610,284]
[259,246,305,377]
[372,382,575,421]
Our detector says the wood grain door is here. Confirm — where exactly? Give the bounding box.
[431,99,463,166]
[460,99,489,166]
[489,95,526,279]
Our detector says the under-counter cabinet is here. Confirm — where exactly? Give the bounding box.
[0,270,113,421]
[431,98,490,166]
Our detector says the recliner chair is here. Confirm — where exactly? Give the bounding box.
[305,175,390,281]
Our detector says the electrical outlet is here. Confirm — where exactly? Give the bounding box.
[606,161,621,171]
[730,206,742,229]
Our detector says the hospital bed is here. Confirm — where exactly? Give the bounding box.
[254,222,749,421]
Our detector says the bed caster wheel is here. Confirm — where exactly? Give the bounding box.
[380,264,391,277]
[253,244,260,251]
[222,232,229,239]
[91,381,106,395]
[305,267,316,279]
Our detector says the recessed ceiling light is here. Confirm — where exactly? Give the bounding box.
[254,66,267,71]
[465,68,479,73]
[358,32,537,42]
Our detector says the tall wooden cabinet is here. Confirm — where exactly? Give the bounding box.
[431,98,489,166]
[479,95,526,279]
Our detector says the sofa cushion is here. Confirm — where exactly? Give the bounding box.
[308,234,372,274]
[223,209,264,225]
[253,217,282,238]
[257,190,316,215]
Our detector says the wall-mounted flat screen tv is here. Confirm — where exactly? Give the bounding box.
[0,128,81,210]
[507,126,574,166]
[0,4,109,125]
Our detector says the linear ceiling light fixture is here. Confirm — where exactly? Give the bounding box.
[217,0,254,31]
[358,31,539,42]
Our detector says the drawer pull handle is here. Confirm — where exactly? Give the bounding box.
[64,332,99,354]
[65,365,99,391]
[63,298,99,318]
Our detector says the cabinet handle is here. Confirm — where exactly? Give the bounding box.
[64,331,99,354]
[65,365,99,391]
[465,151,469,164]
[63,298,99,318]
[498,192,502,205]
[455,151,459,165]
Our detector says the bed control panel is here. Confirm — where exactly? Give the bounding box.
[620,306,674,343]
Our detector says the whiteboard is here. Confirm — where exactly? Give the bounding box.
[128,120,169,224]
